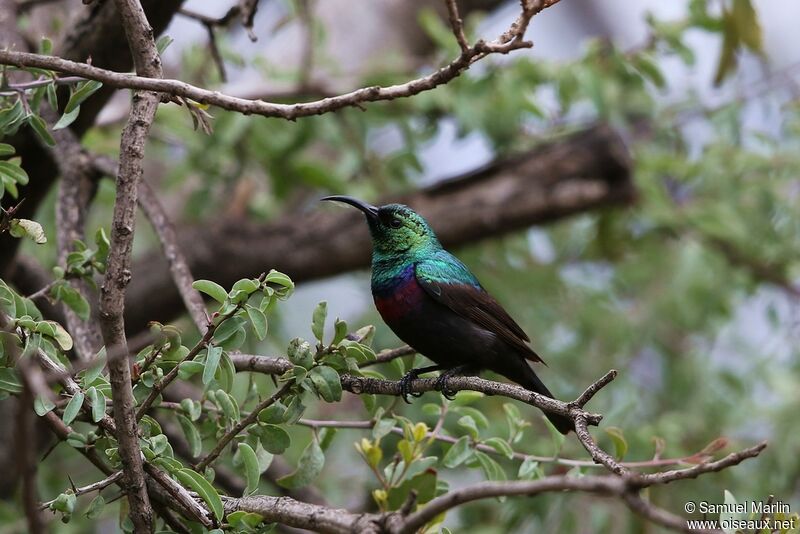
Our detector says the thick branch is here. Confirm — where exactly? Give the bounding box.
[223,495,384,534]
[124,125,633,332]
[50,121,104,361]
[340,372,606,426]
[96,1,164,530]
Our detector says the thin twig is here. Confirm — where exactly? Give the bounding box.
[195,381,294,471]
[0,0,561,121]
[359,345,416,368]
[39,472,124,510]
[444,0,469,52]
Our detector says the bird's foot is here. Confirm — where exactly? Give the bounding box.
[399,365,442,403]
[434,374,457,400]
[434,365,476,400]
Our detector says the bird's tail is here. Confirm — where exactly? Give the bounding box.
[517,365,574,435]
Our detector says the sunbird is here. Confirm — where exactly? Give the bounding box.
[321,196,573,434]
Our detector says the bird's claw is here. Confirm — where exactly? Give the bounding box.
[399,371,424,404]
[434,374,457,400]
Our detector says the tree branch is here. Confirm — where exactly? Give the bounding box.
[96,0,164,530]
[340,372,607,426]
[195,381,294,471]
[48,119,104,361]
[0,0,560,121]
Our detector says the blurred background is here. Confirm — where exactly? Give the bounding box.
[7,0,800,532]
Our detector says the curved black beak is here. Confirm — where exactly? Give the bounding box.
[320,195,379,221]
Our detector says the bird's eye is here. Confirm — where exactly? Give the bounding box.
[389,218,402,229]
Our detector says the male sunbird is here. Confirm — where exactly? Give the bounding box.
[321,196,573,434]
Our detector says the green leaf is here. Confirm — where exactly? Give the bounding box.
[66,431,86,448]
[450,390,484,406]
[82,348,105,386]
[238,442,260,495]
[265,270,294,295]
[39,37,52,55]
[84,494,105,519]
[311,301,327,343]
[282,395,306,424]
[175,468,223,521]
[9,218,47,244]
[86,386,106,423]
[27,114,55,146]
[180,398,202,421]
[0,143,14,156]
[257,401,286,425]
[64,80,103,114]
[331,318,348,346]
[246,304,268,340]
[232,278,259,294]
[155,35,174,55]
[484,437,514,460]
[34,394,56,416]
[721,490,746,533]
[227,511,265,529]
[543,413,566,455]
[387,470,437,510]
[604,426,628,461]
[0,368,23,393]
[203,345,223,385]
[518,457,541,480]
[214,389,240,422]
[62,391,84,426]
[443,435,473,468]
[50,491,76,515]
[277,438,324,489]
[52,282,91,321]
[192,279,227,303]
[308,365,341,402]
[287,338,314,369]
[732,0,762,53]
[372,417,395,440]
[457,415,480,439]
[53,106,80,130]
[45,82,58,111]
[254,424,290,455]
[474,451,506,481]
[176,413,202,457]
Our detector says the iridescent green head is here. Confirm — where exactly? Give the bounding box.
[321,196,441,257]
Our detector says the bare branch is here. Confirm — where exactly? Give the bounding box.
[96,0,165,529]
[223,495,385,534]
[15,364,46,533]
[339,372,608,426]
[39,472,123,510]
[49,120,104,361]
[229,352,293,375]
[0,0,561,121]
[444,0,470,52]
[359,345,416,368]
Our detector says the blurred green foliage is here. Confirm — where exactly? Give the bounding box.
[1,0,798,532]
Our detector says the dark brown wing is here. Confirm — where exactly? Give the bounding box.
[415,261,544,364]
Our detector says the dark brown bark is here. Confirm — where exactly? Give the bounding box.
[124,125,634,333]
